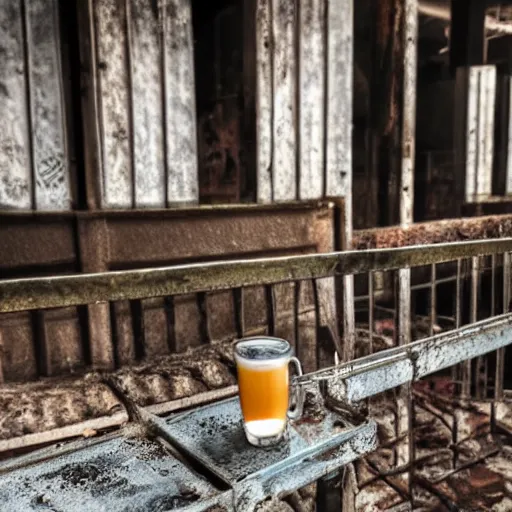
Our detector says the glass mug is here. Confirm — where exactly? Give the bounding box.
[234,337,304,447]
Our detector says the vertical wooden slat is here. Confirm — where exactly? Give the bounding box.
[128,0,165,208]
[272,0,297,201]
[299,0,325,200]
[255,0,272,203]
[398,0,417,498]
[94,0,133,208]
[25,0,71,211]
[256,0,274,203]
[326,0,352,209]
[326,0,354,365]
[163,0,198,205]
[0,0,32,209]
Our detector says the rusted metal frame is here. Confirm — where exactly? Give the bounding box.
[495,252,511,402]
[317,313,512,404]
[4,238,512,314]
[452,259,463,392]
[462,256,479,397]
[429,264,437,337]
[354,274,458,302]
[476,256,489,399]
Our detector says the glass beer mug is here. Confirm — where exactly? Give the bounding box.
[234,337,304,447]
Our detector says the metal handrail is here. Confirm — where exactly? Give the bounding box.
[1,238,512,313]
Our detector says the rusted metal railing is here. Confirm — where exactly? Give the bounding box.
[1,238,512,510]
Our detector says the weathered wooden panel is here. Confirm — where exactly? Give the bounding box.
[26,0,70,211]
[94,0,132,208]
[128,0,166,208]
[163,0,198,205]
[0,0,31,209]
[272,0,297,201]
[299,0,325,200]
[325,0,353,206]
[255,0,272,203]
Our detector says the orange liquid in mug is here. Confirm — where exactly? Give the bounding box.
[237,361,289,437]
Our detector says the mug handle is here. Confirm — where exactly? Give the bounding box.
[287,356,304,420]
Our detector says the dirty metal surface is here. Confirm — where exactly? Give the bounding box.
[3,238,512,314]
[0,428,227,512]
[157,389,377,509]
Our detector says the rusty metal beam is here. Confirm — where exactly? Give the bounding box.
[316,313,512,403]
[3,238,512,314]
